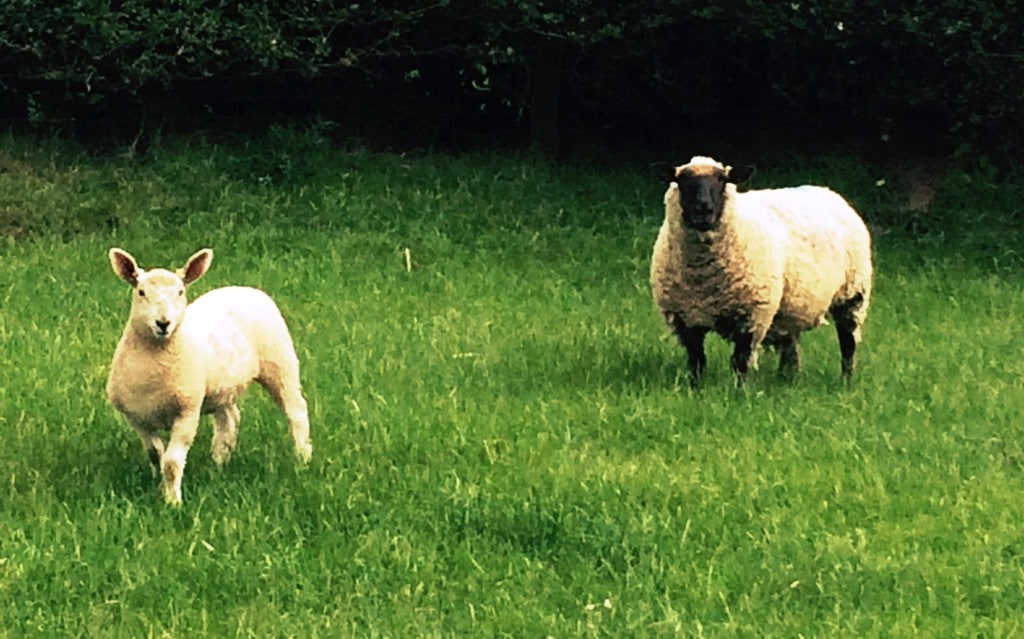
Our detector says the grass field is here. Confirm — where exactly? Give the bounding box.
[1,128,1023,637]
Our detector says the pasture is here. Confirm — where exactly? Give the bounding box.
[1,129,1023,637]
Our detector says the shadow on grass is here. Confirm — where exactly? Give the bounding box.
[24,420,306,507]
[497,334,856,398]
[13,436,156,506]
[439,484,619,564]
[491,340,691,398]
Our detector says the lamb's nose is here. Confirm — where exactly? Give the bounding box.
[155,320,170,332]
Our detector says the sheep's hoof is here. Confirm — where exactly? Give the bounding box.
[295,442,313,464]
[778,367,800,382]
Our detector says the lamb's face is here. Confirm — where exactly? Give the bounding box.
[674,165,730,232]
[130,269,188,342]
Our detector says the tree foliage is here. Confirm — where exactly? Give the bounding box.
[0,0,1020,155]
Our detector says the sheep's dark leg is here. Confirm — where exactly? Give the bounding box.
[731,332,756,385]
[681,328,709,387]
[667,313,707,387]
[778,335,801,377]
[831,293,865,384]
[837,330,856,381]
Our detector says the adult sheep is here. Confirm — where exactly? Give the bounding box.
[651,156,872,387]
[106,247,312,505]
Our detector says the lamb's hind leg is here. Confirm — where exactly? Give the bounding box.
[211,404,241,466]
[260,357,312,462]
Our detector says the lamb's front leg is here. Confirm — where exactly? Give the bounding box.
[162,409,202,506]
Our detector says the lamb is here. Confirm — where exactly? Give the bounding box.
[106,247,312,505]
[651,156,872,386]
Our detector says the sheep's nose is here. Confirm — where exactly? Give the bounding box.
[155,320,170,332]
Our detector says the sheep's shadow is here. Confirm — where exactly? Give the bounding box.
[494,335,696,396]
[504,334,848,397]
[554,347,689,394]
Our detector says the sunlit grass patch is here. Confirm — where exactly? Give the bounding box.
[1,132,1023,636]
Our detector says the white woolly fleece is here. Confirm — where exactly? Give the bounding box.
[107,250,312,505]
[651,158,872,370]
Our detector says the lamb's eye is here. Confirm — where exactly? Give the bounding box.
[178,289,184,296]
[138,289,146,297]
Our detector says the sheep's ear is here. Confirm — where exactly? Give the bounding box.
[726,165,754,184]
[109,248,140,286]
[649,161,677,183]
[179,248,213,285]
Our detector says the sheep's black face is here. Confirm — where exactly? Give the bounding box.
[676,167,729,232]
[673,163,754,232]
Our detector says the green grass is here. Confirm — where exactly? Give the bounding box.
[1,128,1024,637]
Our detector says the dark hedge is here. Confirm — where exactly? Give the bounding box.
[1,0,1020,155]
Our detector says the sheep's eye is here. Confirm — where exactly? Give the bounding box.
[138,289,146,297]
[178,289,184,296]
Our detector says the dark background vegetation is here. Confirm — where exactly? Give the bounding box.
[1,0,1022,160]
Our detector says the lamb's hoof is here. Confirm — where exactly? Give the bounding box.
[211,445,234,467]
[162,485,183,507]
[161,463,183,506]
[295,442,313,464]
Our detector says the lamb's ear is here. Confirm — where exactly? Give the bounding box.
[109,248,140,286]
[726,165,754,184]
[179,248,213,285]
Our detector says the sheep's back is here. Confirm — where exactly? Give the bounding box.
[183,287,295,407]
[736,186,871,335]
